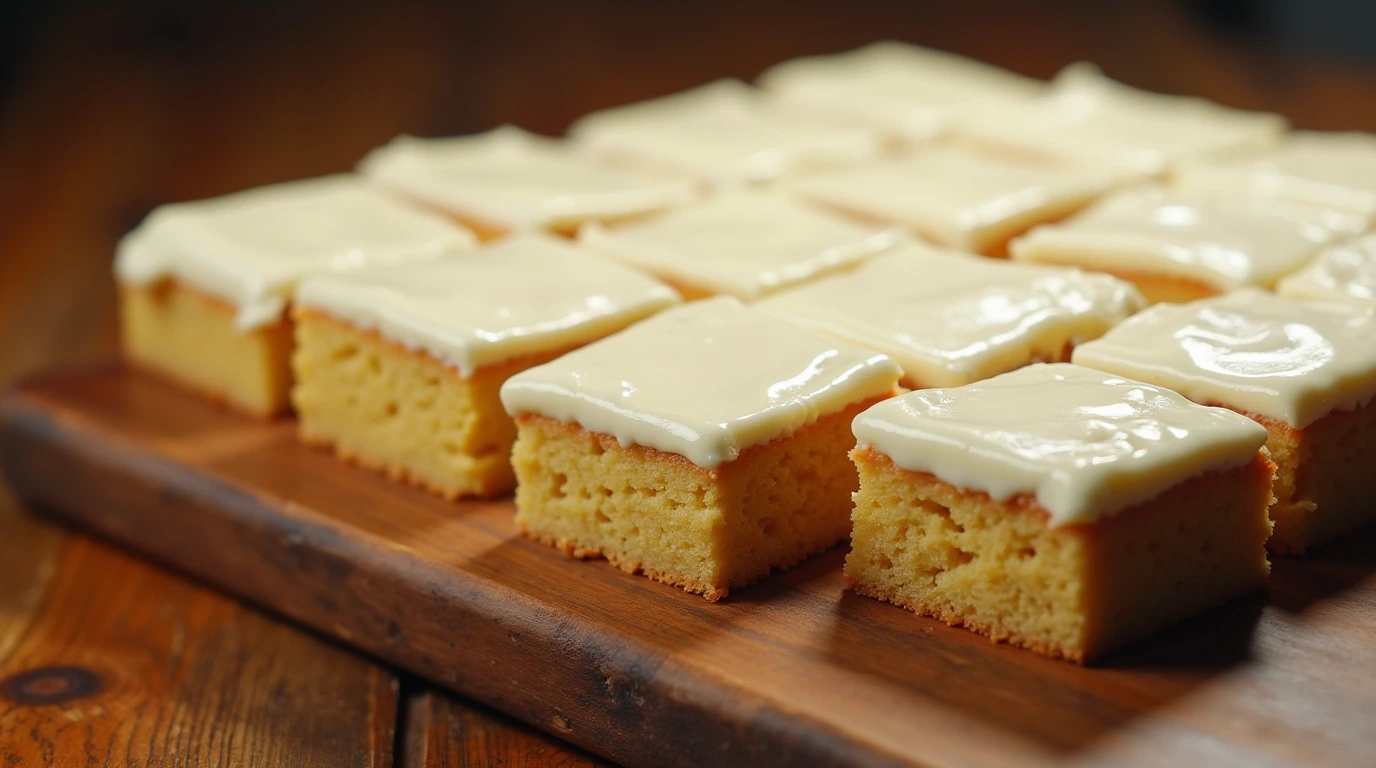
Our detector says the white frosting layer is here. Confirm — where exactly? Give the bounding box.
[756,244,1144,388]
[1278,234,1376,306]
[757,41,1042,144]
[114,175,475,330]
[578,191,901,299]
[568,79,881,185]
[853,363,1268,526]
[952,63,1286,178]
[294,234,680,376]
[1010,187,1330,290]
[1174,131,1376,235]
[357,127,697,230]
[501,297,902,469]
[1072,289,1376,429]
[790,146,1112,253]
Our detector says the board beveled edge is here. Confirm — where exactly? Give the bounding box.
[0,368,908,768]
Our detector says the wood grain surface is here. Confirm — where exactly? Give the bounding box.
[0,5,609,759]
[0,531,399,767]
[6,2,1376,765]
[406,688,610,768]
[4,363,1373,768]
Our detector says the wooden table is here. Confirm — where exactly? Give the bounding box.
[3,2,1376,765]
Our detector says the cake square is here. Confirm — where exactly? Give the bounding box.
[1278,234,1376,307]
[291,234,679,499]
[578,191,900,300]
[1174,131,1376,235]
[1072,289,1376,554]
[357,126,697,240]
[755,243,1143,388]
[848,363,1272,663]
[500,297,902,600]
[568,79,881,185]
[756,41,1042,146]
[952,63,1285,179]
[1010,187,1331,304]
[790,146,1112,256]
[115,174,476,417]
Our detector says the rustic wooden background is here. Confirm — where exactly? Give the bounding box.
[2,1,1375,764]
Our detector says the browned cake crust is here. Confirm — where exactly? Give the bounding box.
[119,279,294,419]
[1008,251,1221,304]
[659,278,717,301]
[847,447,1274,663]
[512,394,893,601]
[1093,268,1219,305]
[1243,402,1376,555]
[449,211,512,242]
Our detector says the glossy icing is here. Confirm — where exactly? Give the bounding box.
[357,127,697,230]
[500,297,902,469]
[756,244,1143,387]
[756,41,1042,144]
[114,175,475,331]
[852,363,1268,526]
[578,191,901,299]
[568,79,881,185]
[1174,131,1376,234]
[1277,234,1376,306]
[1072,289,1376,428]
[294,234,680,376]
[790,146,1113,253]
[1010,187,1330,290]
[952,63,1286,178]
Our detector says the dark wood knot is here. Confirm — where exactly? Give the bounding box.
[0,666,103,706]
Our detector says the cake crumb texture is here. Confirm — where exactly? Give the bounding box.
[1261,401,1376,554]
[511,397,886,601]
[292,309,563,499]
[845,448,1273,663]
[119,280,293,418]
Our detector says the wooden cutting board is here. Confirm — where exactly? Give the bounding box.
[2,361,1372,768]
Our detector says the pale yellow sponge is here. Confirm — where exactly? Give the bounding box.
[847,448,1274,663]
[114,174,476,416]
[502,297,903,599]
[291,234,680,499]
[120,280,294,418]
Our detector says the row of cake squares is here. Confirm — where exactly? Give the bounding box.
[114,157,1376,422]
[111,42,1376,663]
[115,113,1376,409]
[115,220,1376,661]
[504,288,1374,663]
[117,46,1376,337]
[355,71,1376,301]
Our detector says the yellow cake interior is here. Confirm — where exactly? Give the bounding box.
[846,447,1274,663]
[119,279,294,418]
[1260,401,1376,554]
[291,309,566,499]
[510,396,887,601]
